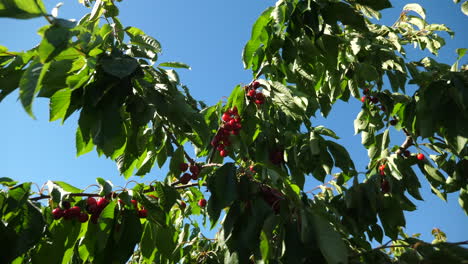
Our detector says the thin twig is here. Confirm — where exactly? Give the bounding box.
[174,182,206,190]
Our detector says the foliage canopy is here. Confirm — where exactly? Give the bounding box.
[0,0,467,263]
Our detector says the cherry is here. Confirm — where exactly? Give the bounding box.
[180,173,192,184]
[131,199,138,208]
[252,81,260,89]
[249,165,256,173]
[370,97,379,104]
[403,150,411,158]
[86,203,98,214]
[69,206,81,217]
[60,200,71,210]
[389,119,398,126]
[222,113,232,122]
[198,198,207,207]
[52,208,64,220]
[191,173,199,180]
[179,162,189,172]
[138,209,147,218]
[219,149,228,157]
[189,164,200,175]
[379,164,386,175]
[87,197,97,206]
[363,88,370,95]
[417,153,425,160]
[180,201,186,210]
[361,96,367,103]
[90,214,99,224]
[255,98,265,105]
[247,89,256,97]
[381,179,390,193]
[78,212,89,223]
[216,144,225,151]
[97,197,109,208]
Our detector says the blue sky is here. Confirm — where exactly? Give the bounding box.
[1,0,466,244]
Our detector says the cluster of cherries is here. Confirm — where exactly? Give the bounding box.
[179,162,201,184]
[245,81,265,105]
[52,196,149,224]
[210,106,242,157]
[378,164,390,193]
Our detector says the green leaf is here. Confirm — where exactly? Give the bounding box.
[96,177,113,196]
[100,55,139,79]
[462,1,468,16]
[49,88,71,122]
[126,27,162,54]
[309,209,348,264]
[38,25,72,63]
[0,177,18,187]
[226,85,246,115]
[169,147,185,176]
[19,60,43,118]
[403,3,426,19]
[110,210,143,263]
[154,224,176,258]
[76,126,94,157]
[355,0,392,11]
[459,187,468,215]
[0,0,46,19]
[158,62,191,69]
[242,7,273,69]
[207,162,238,228]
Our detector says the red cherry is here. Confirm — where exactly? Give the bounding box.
[78,212,89,223]
[381,179,390,193]
[138,209,147,218]
[90,214,99,224]
[379,164,386,172]
[370,97,379,104]
[403,150,411,157]
[361,96,367,103]
[180,173,192,184]
[363,88,370,95]
[69,206,81,217]
[231,106,238,114]
[86,203,98,214]
[255,98,265,105]
[60,200,71,210]
[87,197,97,206]
[189,165,200,175]
[417,153,425,160]
[180,201,186,210]
[131,199,138,208]
[52,208,64,220]
[222,113,231,122]
[219,149,228,157]
[216,144,225,151]
[179,162,189,172]
[247,89,256,97]
[198,198,207,207]
[210,139,218,147]
[252,81,260,89]
[97,197,109,208]
[389,119,398,126]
